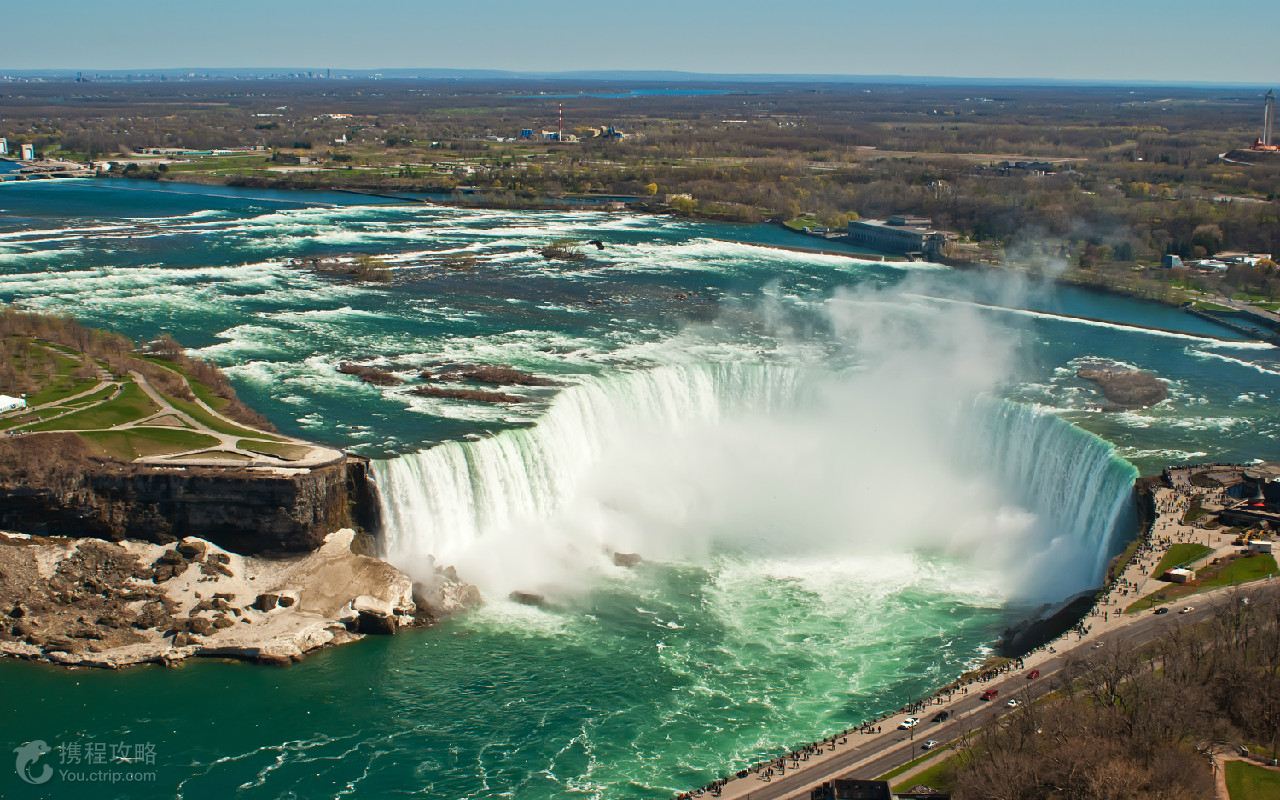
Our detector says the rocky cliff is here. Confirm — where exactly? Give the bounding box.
[0,434,379,555]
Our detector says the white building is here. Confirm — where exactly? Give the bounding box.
[0,395,26,414]
[0,138,8,155]
[1249,540,1274,555]
[19,143,35,161]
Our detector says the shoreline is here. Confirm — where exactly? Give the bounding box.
[683,461,1276,799]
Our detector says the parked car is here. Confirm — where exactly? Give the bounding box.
[980,689,999,701]
[931,710,950,723]
[1180,606,1195,614]
[898,717,919,730]
[1006,699,1020,708]
[922,739,940,750]
[1025,669,1040,680]
[1154,607,1169,615]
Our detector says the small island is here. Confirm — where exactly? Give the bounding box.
[1077,364,1169,410]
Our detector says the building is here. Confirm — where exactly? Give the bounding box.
[0,138,7,155]
[1216,252,1273,266]
[1161,254,1183,269]
[19,143,35,161]
[810,779,893,800]
[1249,540,1274,555]
[1164,568,1194,584]
[847,215,955,261]
[0,395,26,414]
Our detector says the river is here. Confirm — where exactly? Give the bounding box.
[0,178,1276,799]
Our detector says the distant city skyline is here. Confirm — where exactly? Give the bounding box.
[2,0,1277,85]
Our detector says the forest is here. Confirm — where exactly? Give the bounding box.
[4,78,1279,289]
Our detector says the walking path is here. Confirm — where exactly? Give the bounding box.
[683,467,1274,800]
[6,363,341,469]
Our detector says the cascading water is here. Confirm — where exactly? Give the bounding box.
[375,360,1138,602]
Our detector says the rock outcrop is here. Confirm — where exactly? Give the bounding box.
[0,439,379,556]
[0,529,473,668]
[1078,365,1168,410]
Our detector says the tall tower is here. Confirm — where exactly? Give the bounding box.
[558,103,564,142]
[1264,89,1276,148]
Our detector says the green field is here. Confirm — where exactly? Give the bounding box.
[163,392,282,440]
[237,438,310,460]
[1129,554,1280,612]
[1153,543,1214,576]
[26,381,158,431]
[878,743,953,782]
[891,752,956,794]
[1226,760,1280,800]
[80,428,219,461]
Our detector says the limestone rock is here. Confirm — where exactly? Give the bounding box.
[351,595,397,634]
[613,552,643,567]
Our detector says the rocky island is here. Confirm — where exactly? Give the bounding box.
[1077,364,1169,410]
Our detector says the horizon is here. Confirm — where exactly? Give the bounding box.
[0,66,1274,91]
[3,0,1278,85]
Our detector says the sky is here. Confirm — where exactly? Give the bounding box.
[3,0,1277,85]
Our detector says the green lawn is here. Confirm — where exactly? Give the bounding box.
[142,355,234,412]
[878,743,953,782]
[163,155,272,173]
[163,392,282,440]
[1225,760,1280,800]
[891,753,956,794]
[26,381,158,431]
[784,215,822,231]
[59,384,119,409]
[79,428,219,461]
[1129,554,1280,612]
[1153,543,1214,576]
[237,438,310,460]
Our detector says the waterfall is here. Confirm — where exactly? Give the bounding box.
[958,399,1139,584]
[374,361,1138,599]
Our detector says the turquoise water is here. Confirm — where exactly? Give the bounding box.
[1,179,1277,799]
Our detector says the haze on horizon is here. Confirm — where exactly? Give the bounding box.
[3,0,1277,85]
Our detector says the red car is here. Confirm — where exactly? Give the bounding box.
[980,689,999,701]
[1026,669,1040,680]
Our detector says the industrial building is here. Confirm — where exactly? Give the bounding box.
[847,215,955,261]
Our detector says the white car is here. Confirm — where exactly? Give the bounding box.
[1006,699,1020,708]
[1180,606,1195,614]
[921,739,940,750]
[898,717,919,730]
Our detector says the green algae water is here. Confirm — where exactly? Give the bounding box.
[2,180,1279,798]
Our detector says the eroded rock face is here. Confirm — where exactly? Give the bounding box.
[0,529,443,669]
[0,451,378,556]
[1078,366,1168,410]
[337,362,403,386]
[409,385,527,404]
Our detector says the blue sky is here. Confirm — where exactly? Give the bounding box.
[3,0,1277,84]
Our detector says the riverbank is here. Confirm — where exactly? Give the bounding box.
[683,461,1279,799]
